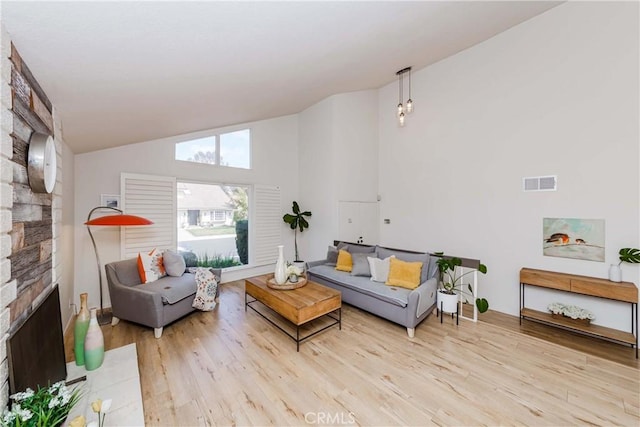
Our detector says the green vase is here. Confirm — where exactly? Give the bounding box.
[84,308,104,371]
[74,293,90,366]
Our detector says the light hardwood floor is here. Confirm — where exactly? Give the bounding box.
[65,281,640,426]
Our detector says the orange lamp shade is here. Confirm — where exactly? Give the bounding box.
[85,214,153,226]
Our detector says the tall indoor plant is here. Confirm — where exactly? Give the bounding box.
[282,201,311,262]
[436,255,489,313]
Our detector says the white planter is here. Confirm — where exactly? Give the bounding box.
[437,290,459,314]
[292,260,306,273]
[608,264,622,282]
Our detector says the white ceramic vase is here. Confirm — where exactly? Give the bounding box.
[437,290,459,314]
[608,264,622,282]
[84,308,104,371]
[275,245,287,285]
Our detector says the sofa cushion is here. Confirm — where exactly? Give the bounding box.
[377,247,430,284]
[386,257,422,290]
[368,255,395,283]
[111,258,143,286]
[345,244,376,255]
[308,265,410,308]
[335,250,353,272]
[351,253,371,277]
[163,249,187,277]
[326,246,339,266]
[133,273,197,304]
[137,249,167,283]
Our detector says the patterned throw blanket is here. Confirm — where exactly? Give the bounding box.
[190,268,218,311]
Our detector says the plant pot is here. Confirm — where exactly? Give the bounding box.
[551,313,591,326]
[292,260,306,273]
[437,290,458,314]
[608,264,622,282]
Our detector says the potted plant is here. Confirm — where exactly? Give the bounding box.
[609,247,640,282]
[3,381,83,426]
[282,201,311,268]
[435,254,489,314]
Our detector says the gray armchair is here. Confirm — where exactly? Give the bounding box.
[105,258,221,338]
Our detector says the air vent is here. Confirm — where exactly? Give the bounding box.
[523,175,557,192]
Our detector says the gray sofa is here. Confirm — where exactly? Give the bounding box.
[105,258,221,338]
[307,242,439,337]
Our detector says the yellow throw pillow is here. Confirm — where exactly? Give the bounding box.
[335,249,353,272]
[386,257,422,290]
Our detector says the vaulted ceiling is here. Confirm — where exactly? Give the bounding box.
[1,1,561,153]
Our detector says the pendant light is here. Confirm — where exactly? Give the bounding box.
[395,66,413,127]
[406,68,413,114]
[397,72,404,116]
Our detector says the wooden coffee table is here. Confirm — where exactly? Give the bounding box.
[244,275,341,351]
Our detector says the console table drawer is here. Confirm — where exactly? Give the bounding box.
[520,269,570,291]
[571,279,638,303]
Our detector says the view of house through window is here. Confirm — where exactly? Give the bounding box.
[177,182,249,268]
[175,129,251,169]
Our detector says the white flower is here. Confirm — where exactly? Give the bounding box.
[13,405,33,422]
[48,396,60,408]
[100,399,112,413]
[547,302,595,320]
[547,302,565,314]
[87,422,98,427]
[50,381,64,391]
[10,388,34,401]
[286,265,302,277]
[59,388,71,405]
[91,397,112,414]
[2,409,16,424]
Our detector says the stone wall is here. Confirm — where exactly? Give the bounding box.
[0,29,58,406]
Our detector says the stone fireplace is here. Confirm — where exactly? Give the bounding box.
[0,29,63,407]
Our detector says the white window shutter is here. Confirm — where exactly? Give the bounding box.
[252,185,281,266]
[121,173,177,259]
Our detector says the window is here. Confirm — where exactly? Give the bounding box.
[175,129,251,169]
[175,136,216,164]
[177,182,249,268]
[219,129,251,169]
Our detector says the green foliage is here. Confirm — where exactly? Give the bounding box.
[436,254,489,313]
[282,201,311,261]
[187,150,215,165]
[196,253,242,268]
[619,248,640,265]
[2,382,83,427]
[235,219,248,265]
[230,187,248,222]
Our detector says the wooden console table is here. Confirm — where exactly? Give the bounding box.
[519,268,638,358]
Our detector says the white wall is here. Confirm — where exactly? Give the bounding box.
[378,2,639,330]
[298,90,379,261]
[297,96,335,262]
[74,115,299,309]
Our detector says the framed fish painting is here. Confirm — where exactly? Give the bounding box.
[543,218,605,262]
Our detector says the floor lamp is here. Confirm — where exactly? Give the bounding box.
[85,206,153,325]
